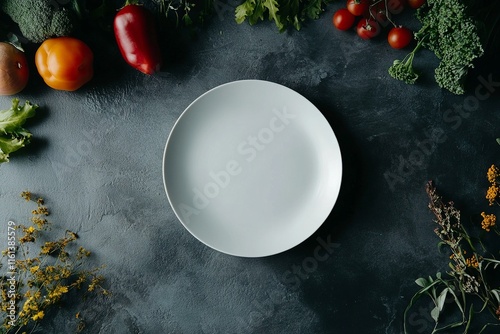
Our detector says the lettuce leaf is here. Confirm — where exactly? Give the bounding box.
[0,98,38,164]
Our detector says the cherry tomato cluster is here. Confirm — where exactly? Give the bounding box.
[332,0,426,49]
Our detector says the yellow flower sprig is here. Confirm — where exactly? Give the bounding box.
[482,164,500,235]
[0,191,110,333]
[486,164,500,206]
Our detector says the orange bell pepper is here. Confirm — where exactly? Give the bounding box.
[35,37,93,91]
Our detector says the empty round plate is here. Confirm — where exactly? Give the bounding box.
[162,80,342,257]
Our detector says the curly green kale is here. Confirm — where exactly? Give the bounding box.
[390,0,489,95]
[417,0,484,95]
[0,99,38,164]
[1,0,75,43]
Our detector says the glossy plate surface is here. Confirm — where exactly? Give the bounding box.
[163,80,342,257]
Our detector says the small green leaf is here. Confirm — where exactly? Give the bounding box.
[431,306,440,322]
[235,0,257,24]
[496,138,500,145]
[437,288,448,311]
[248,0,266,25]
[491,289,500,303]
[415,277,428,288]
[301,0,322,20]
[262,0,284,31]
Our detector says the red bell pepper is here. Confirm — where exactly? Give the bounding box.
[113,1,162,75]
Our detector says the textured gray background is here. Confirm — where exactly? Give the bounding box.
[1,1,500,333]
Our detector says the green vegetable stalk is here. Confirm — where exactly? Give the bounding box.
[389,0,500,95]
[0,99,38,164]
[388,37,426,85]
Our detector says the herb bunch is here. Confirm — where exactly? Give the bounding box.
[404,175,500,333]
[235,0,332,32]
[156,0,215,27]
[0,191,109,334]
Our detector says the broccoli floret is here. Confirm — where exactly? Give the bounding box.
[388,38,426,85]
[1,0,75,43]
[388,53,419,85]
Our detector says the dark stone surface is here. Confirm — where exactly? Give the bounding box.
[1,1,500,333]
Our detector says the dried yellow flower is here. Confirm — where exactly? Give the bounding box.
[32,206,49,216]
[48,285,69,300]
[487,164,500,184]
[486,185,499,206]
[40,241,56,255]
[21,191,31,201]
[31,216,47,228]
[31,311,44,321]
[481,212,496,232]
[465,256,479,268]
[1,191,108,332]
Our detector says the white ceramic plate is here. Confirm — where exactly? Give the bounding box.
[162,80,342,257]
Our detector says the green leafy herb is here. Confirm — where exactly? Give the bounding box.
[156,0,214,28]
[235,0,332,32]
[0,98,37,164]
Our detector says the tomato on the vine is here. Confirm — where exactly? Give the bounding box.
[333,8,356,31]
[356,19,380,39]
[369,2,387,23]
[407,0,425,9]
[386,0,406,14]
[346,0,369,16]
[387,26,413,49]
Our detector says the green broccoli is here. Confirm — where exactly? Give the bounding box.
[389,0,499,95]
[388,38,425,85]
[1,0,75,43]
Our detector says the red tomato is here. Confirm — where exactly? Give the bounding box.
[333,8,356,30]
[356,19,380,39]
[387,26,413,49]
[386,0,406,14]
[407,0,425,9]
[346,0,369,16]
[369,2,387,24]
